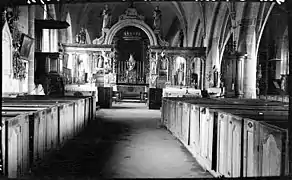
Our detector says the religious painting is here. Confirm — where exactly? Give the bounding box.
[19,34,34,59]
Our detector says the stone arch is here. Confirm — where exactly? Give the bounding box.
[172,55,187,86]
[104,19,158,46]
[256,3,276,55]
[171,2,188,46]
[192,19,201,47]
[219,10,234,67]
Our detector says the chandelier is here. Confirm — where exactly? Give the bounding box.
[123,31,141,41]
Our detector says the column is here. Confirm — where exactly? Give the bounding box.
[287,0,292,175]
[240,18,257,99]
[235,53,245,97]
[200,57,205,89]
[223,55,236,96]
[168,56,173,85]
[185,56,192,86]
[28,6,35,94]
[205,37,220,89]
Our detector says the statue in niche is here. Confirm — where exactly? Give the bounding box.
[160,52,168,70]
[177,63,185,86]
[153,6,162,30]
[150,75,158,87]
[213,65,218,87]
[160,57,168,70]
[101,4,111,29]
[151,60,157,74]
[127,53,136,71]
[97,55,104,68]
[150,53,156,74]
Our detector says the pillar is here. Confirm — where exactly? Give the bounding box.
[168,56,174,85]
[223,55,236,97]
[235,53,245,97]
[239,18,257,99]
[205,37,220,89]
[287,0,292,175]
[201,58,205,89]
[185,56,190,86]
[28,6,35,94]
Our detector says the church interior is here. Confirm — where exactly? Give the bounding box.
[1,0,292,179]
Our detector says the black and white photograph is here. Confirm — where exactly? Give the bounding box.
[1,0,292,179]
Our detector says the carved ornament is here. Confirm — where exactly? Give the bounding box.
[119,7,145,21]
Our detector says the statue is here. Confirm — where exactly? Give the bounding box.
[75,27,86,44]
[75,33,80,43]
[127,53,136,71]
[97,55,104,68]
[160,52,167,70]
[153,6,162,30]
[151,60,157,74]
[79,28,86,44]
[101,4,111,29]
[213,66,218,87]
[160,57,168,70]
[178,63,184,86]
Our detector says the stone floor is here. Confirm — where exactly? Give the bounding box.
[32,102,213,179]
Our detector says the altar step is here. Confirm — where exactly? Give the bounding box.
[120,99,145,103]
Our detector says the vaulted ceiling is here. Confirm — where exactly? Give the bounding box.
[62,2,203,43]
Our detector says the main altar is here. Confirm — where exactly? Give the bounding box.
[61,4,206,108]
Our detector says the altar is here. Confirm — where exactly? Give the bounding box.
[117,84,147,100]
[60,5,207,108]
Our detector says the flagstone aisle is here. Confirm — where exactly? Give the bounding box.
[33,102,213,179]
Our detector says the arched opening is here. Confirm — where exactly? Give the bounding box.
[190,57,202,89]
[257,6,289,96]
[173,56,187,86]
[114,26,149,85]
[104,19,158,46]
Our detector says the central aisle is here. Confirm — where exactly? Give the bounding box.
[33,102,213,179]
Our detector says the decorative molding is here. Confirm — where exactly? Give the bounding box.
[150,47,206,58]
[62,43,112,53]
[118,7,145,21]
[157,34,170,47]
[104,18,158,46]
[92,28,109,45]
